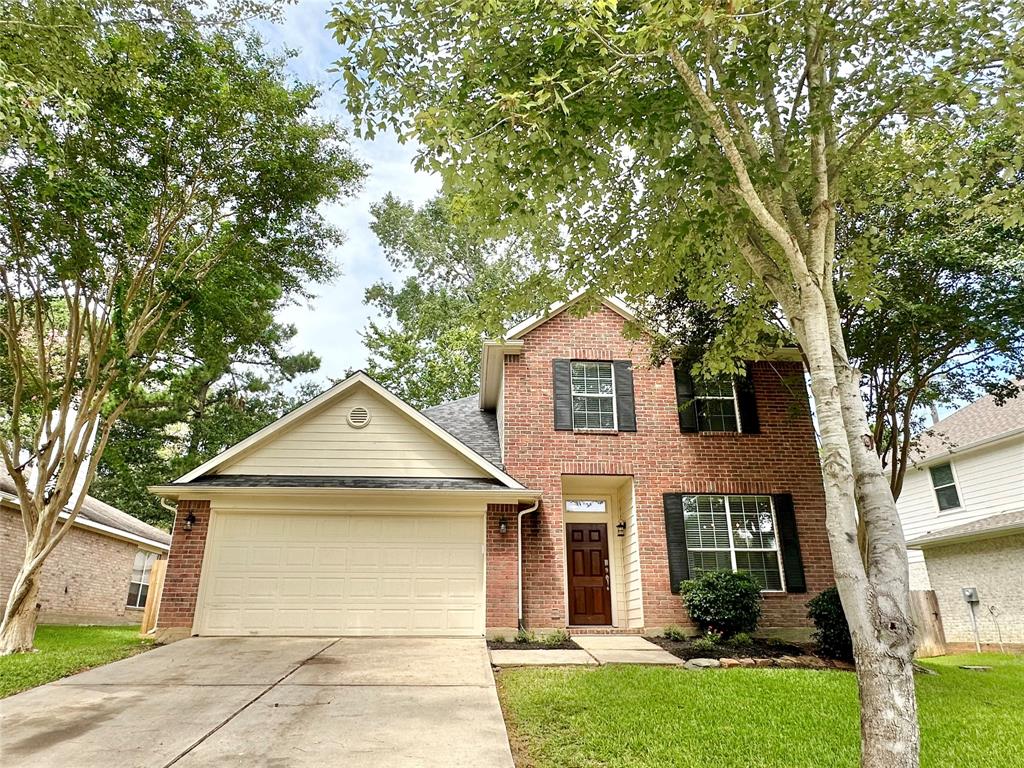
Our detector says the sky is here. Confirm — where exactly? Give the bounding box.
[254,2,441,383]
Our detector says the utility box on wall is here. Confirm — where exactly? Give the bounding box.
[961,587,979,604]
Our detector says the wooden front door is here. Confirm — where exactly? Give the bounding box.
[566,523,612,625]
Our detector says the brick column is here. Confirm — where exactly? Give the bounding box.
[486,503,519,634]
[155,499,211,639]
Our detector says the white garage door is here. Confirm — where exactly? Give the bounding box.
[195,512,485,636]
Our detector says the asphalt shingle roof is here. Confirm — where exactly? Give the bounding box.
[421,395,503,469]
[915,383,1024,463]
[0,468,170,546]
[185,474,505,491]
[907,509,1024,547]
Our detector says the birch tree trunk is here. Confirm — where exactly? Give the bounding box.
[0,563,42,654]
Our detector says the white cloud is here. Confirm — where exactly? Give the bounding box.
[255,1,441,382]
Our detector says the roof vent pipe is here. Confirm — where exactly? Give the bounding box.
[517,500,540,631]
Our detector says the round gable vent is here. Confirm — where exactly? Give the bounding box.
[347,405,371,429]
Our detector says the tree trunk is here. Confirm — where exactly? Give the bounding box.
[856,648,920,768]
[0,566,42,655]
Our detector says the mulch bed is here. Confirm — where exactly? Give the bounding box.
[487,639,582,651]
[646,635,813,660]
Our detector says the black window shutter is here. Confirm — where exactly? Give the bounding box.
[735,362,760,434]
[673,361,699,433]
[773,493,806,593]
[613,360,637,432]
[553,359,573,431]
[662,493,691,593]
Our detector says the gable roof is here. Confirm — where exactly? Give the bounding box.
[170,371,524,490]
[503,291,641,341]
[422,395,502,468]
[907,508,1024,548]
[0,469,170,550]
[914,384,1024,464]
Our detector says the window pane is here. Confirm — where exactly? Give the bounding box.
[697,398,738,432]
[137,583,149,608]
[929,464,955,488]
[935,485,961,510]
[570,362,613,395]
[728,496,777,549]
[130,551,147,584]
[688,550,733,577]
[127,582,142,608]
[736,551,783,591]
[565,499,607,513]
[683,495,730,549]
[571,394,615,430]
[694,375,734,399]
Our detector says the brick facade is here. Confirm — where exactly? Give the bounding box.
[923,534,1024,645]
[486,503,520,632]
[155,499,210,633]
[500,305,834,632]
[1,506,152,625]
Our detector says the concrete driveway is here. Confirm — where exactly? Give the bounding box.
[0,637,514,768]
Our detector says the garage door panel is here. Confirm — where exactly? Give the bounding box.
[197,511,484,636]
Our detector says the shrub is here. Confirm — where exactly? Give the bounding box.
[541,629,571,646]
[690,631,722,653]
[514,629,537,644]
[662,624,688,641]
[807,587,854,662]
[492,634,506,644]
[680,571,763,638]
[729,631,753,647]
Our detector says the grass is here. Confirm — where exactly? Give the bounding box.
[497,653,1024,768]
[0,624,154,698]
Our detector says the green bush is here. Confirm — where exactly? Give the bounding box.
[729,631,753,647]
[690,631,722,653]
[492,634,506,644]
[541,629,571,646]
[680,571,763,638]
[662,624,688,641]
[514,629,537,644]
[807,587,854,662]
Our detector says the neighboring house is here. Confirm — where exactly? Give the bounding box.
[151,294,834,642]
[1,470,170,625]
[898,387,1024,647]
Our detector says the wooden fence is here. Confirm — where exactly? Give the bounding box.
[909,589,947,658]
[139,558,167,636]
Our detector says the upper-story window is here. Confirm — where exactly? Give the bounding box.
[694,375,741,432]
[570,361,616,430]
[929,462,961,511]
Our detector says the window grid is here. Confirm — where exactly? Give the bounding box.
[929,463,962,511]
[694,375,741,432]
[683,494,785,592]
[570,361,617,431]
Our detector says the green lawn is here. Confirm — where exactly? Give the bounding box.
[497,653,1024,768]
[0,624,154,698]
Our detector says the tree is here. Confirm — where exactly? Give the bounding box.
[363,194,548,407]
[0,3,364,653]
[330,2,1020,764]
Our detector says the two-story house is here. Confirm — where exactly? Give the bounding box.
[898,387,1024,647]
[151,295,834,642]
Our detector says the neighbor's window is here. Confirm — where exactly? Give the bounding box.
[694,375,740,432]
[127,551,159,609]
[682,494,784,591]
[570,361,616,430]
[565,499,608,513]
[929,463,961,511]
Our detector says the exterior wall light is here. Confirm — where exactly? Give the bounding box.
[498,517,508,535]
[616,520,627,537]
[183,510,196,532]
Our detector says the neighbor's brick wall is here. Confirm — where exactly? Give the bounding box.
[501,305,834,631]
[0,505,150,625]
[156,499,211,631]
[923,534,1024,645]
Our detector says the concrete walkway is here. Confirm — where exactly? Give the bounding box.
[491,634,683,667]
[0,637,514,768]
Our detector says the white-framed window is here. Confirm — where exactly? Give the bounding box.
[570,361,616,430]
[565,498,608,513]
[694,375,740,432]
[682,494,784,591]
[929,462,961,511]
[127,551,159,609]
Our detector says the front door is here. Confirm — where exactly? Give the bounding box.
[566,523,612,625]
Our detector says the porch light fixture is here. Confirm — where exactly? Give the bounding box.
[183,510,196,532]
[616,520,627,537]
[499,517,508,535]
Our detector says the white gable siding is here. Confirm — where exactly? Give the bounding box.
[219,389,489,478]
[898,437,1024,588]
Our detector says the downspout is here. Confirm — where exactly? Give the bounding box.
[517,500,540,631]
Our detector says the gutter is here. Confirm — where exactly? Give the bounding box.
[517,499,541,631]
